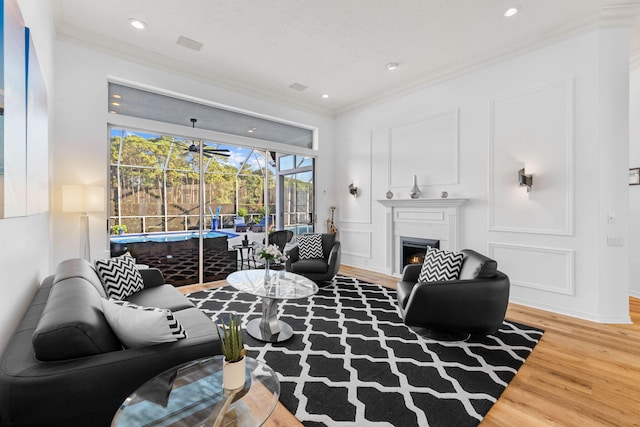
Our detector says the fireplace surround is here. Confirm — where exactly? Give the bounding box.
[378,198,467,276]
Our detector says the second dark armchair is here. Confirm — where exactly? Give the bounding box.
[286,233,341,283]
[397,249,510,340]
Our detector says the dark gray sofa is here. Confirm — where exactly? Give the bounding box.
[0,258,221,427]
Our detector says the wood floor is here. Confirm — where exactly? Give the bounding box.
[182,265,640,426]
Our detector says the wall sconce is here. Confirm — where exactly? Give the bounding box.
[348,183,358,198]
[518,168,533,192]
[63,185,105,261]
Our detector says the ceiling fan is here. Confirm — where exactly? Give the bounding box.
[177,118,231,158]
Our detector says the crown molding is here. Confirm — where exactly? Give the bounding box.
[598,2,640,27]
[55,24,334,118]
[53,3,640,119]
[336,7,640,117]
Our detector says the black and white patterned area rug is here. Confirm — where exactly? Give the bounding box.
[187,275,543,427]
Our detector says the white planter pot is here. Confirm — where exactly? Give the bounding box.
[222,357,246,390]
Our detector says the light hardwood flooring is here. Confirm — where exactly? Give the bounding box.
[180,265,640,426]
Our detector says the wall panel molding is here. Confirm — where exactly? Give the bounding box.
[488,79,574,236]
[337,132,372,224]
[488,242,575,295]
[388,108,459,189]
[340,228,372,258]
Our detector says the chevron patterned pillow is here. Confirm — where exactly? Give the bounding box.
[297,233,324,260]
[95,253,144,300]
[418,246,464,282]
[101,299,187,348]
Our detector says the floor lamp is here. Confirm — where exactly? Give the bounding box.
[62,185,105,262]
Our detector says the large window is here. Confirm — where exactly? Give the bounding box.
[279,155,314,235]
[108,127,315,285]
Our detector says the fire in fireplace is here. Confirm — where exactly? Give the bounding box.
[400,237,440,270]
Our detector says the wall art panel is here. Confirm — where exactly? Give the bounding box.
[1,0,27,218]
[26,27,48,215]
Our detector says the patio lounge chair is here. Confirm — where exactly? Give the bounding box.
[234,216,248,232]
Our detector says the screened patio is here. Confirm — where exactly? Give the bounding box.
[108,128,315,285]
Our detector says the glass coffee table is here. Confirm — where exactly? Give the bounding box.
[111,356,279,427]
[226,269,318,342]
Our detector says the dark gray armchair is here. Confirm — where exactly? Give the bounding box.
[285,233,341,283]
[397,249,510,340]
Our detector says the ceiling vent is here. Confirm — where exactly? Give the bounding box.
[289,83,308,91]
[176,36,203,51]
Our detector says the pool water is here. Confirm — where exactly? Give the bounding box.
[110,230,239,244]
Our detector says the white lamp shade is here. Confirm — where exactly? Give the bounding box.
[62,185,105,213]
[84,186,105,212]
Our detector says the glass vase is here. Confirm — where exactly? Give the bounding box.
[410,175,421,199]
[264,259,270,282]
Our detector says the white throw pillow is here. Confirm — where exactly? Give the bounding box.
[95,252,144,300]
[101,299,187,348]
[418,246,464,283]
[297,233,324,260]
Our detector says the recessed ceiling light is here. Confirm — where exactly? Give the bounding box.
[248,127,256,133]
[128,19,147,30]
[111,102,120,106]
[109,111,118,114]
[502,6,519,18]
[386,62,398,71]
[321,94,329,99]
[112,94,121,99]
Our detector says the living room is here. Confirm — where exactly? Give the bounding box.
[1,0,640,425]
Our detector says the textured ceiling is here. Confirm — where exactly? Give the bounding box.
[52,0,640,115]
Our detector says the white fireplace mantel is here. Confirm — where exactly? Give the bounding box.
[377,198,467,209]
[377,198,468,276]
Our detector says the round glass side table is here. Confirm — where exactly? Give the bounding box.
[111,356,279,427]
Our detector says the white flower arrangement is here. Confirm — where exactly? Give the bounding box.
[257,243,287,263]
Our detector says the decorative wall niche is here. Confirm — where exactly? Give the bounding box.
[388,109,459,190]
[488,79,574,235]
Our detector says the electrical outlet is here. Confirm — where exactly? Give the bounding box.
[607,236,624,247]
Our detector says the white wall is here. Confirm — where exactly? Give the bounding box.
[335,28,632,323]
[0,0,55,351]
[51,40,335,267]
[630,59,640,298]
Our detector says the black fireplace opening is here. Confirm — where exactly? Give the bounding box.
[400,237,440,270]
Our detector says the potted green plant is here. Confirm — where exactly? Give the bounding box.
[216,313,246,390]
[238,207,248,224]
[110,224,127,235]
